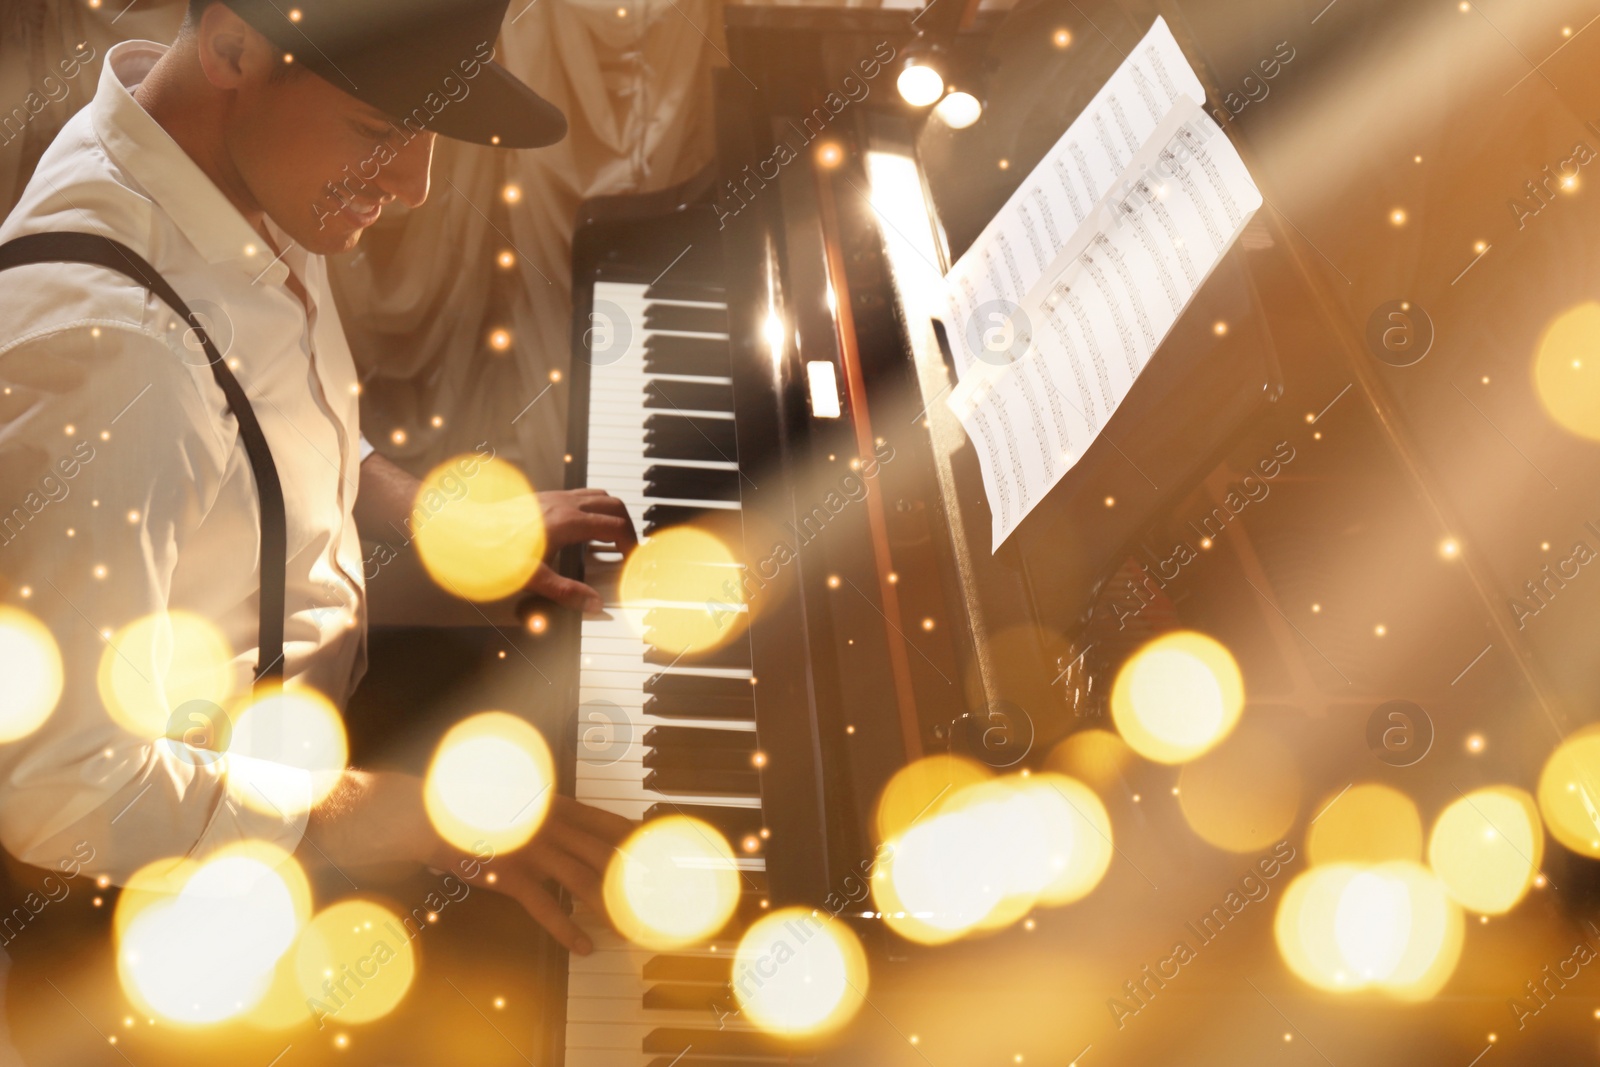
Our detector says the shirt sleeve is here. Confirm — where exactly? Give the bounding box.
[0,325,311,883]
[358,434,375,462]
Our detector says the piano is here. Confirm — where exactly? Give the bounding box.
[533,1,1600,1065]
[542,4,1290,1062]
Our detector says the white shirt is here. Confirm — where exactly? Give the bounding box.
[0,42,368,880]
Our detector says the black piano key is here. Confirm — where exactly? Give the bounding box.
[644,747,758,773]
[643,1028,794,1057]
[643,694,756,721]
[641,505,743,540]
[645,802,765,842]
[645,432,735,464]
[645,336,731,377]
[642,955,732,983]
[645,413,737,455]
[644,464,741,502]
[644,304,729,334]
[644,767,761,797]
[644,639,749,670]
[642,727,758,751]
[645,379,734,412]
[642,984,730,1012]
[644,673,755,702]
[644,279,725,303]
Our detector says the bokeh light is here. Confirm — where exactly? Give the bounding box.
[413,455,545,602]
[897,64,946,107]
[1178,726,1300,853]
[424,711,555,854]
[294,900,416,1026]
[733,908,867,1036]
[874,773,1111,943]
[98,610,235,740]
[0,605,63,741]
[1045,729,1134,795]
[873,753,990,844]
[1307,783,1422,866]
[117,843,309,1024]
[1275,861,1462,999]
[618,526,747,656]
[1533,302,1600,440]
[1110,630,1244,764]
[1538,725,1600,857]
[227,685,348,816]
[604,815,741,950]
[1427,786,1542,915]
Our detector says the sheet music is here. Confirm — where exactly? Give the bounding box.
[940,17,1206,375]
[942,21,1263,550]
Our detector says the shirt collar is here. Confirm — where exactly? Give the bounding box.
[90,40,289,282]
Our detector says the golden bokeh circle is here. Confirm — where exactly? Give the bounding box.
[0,605,63,741]
[732,908,867,1037]
[424,711,556,854]
[414,455,545,602]
[1178,726,1300,853]
[1110,630,1244,764]
[604,815,741,950]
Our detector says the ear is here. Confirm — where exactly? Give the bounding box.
[194,3,273,90]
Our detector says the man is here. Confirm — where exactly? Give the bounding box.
[0,0,630,1010]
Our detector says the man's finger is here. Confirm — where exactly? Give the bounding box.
[501,877,594,955]
[530,843,607,915]
[526,564,603,613]
[577,496,638,549]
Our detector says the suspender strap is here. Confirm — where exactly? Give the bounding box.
[0,231,287,689]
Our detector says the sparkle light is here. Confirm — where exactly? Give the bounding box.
[1389,208,1407,226]
[733,908,867,1036]
[1110,631,1244,764]
[0,606,63,742]
[604,816,741,950]
[425,711,555,853]
[1052,28,1072,48]
[874,753,990,844]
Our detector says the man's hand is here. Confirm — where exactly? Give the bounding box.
[523,488,637,613]
[307,772,635,955]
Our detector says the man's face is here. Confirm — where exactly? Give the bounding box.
[223,56,436,256]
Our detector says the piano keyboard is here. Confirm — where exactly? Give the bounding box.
[565,282,802,1066]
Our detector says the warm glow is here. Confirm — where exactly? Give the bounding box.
[1307,783,1422,866]
[604,816,741,950]
[1178,727,1300,853]
[1533,303,1600,440]
[873,753,990,844]
[1110,631,1244,764]
[1045,729,1134,795]
[226,686,349,816]
[877,805,1005,944]
[424,711,555,854]
[1024,774,1113,906]
[413,456,545,602]
[0,605,63,741]
[294,900,416,1025]
[897,64,945,107]
[816,142,844,168]
[117,844,309,1024]
[1537,725,1600,857]
[1427,787,1542,915]
[1275,862,1462,1000]
[98,611,236,741]
[934,91,983,129]
[733,908,867,1036]
[618,526,746,656]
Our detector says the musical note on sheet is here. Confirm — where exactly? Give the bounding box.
[941,18,1262,550]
